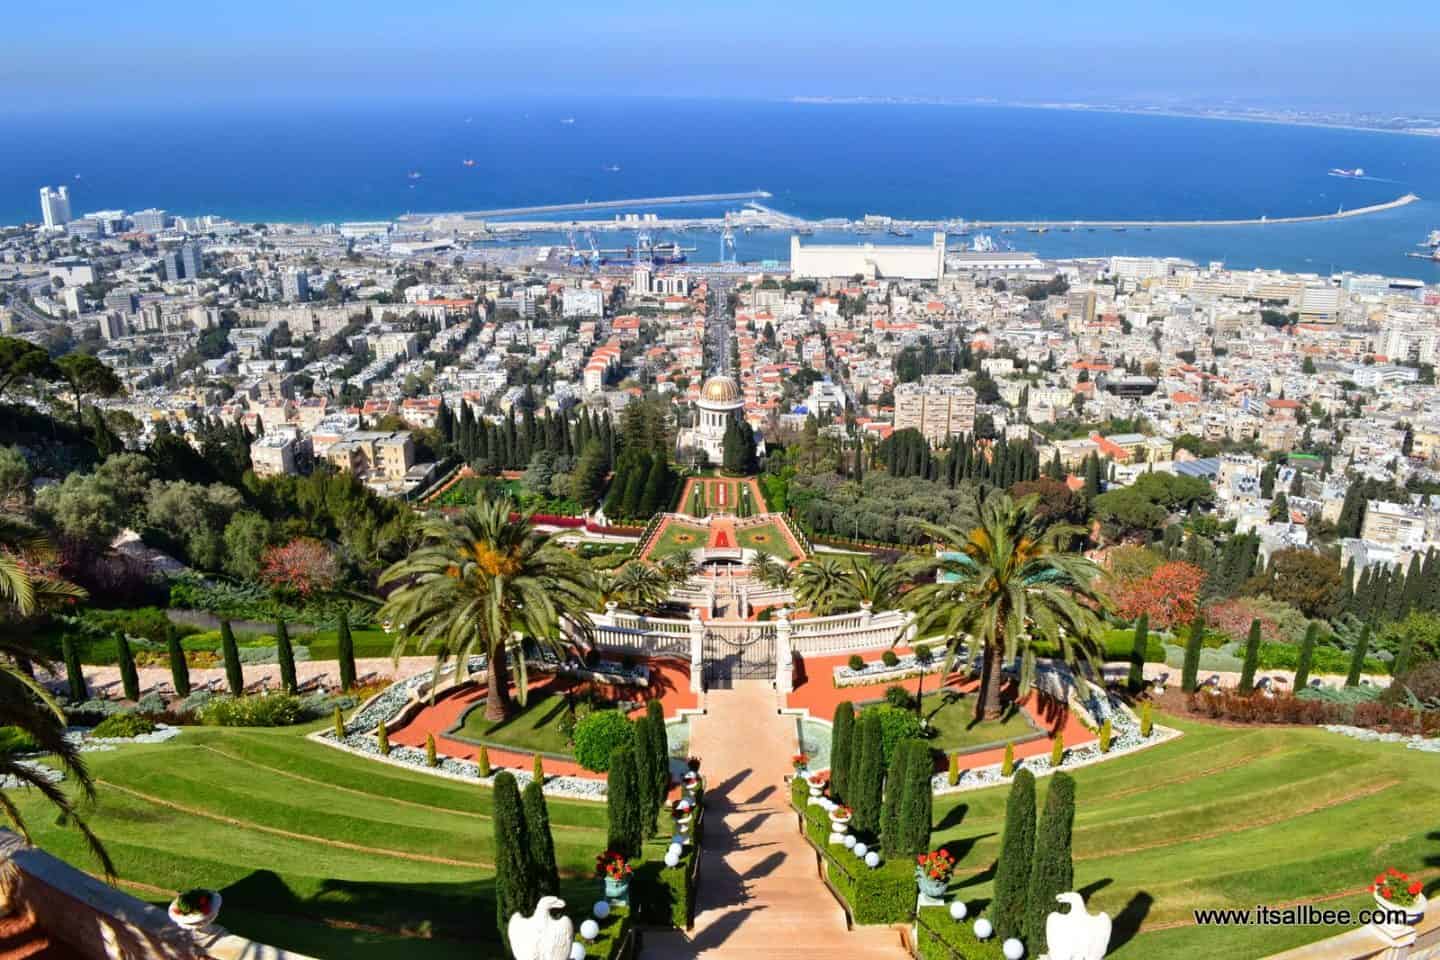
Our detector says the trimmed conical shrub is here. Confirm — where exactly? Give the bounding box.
[1238,619,1261,694]
[1181,613,1205,693]
[898,740,933,857]
[1346,623,1372,687]
[220,620,243,696]
[332,705,345,739]
[62,634,87,702]
[275,619,297,695]
[1024,772,1076,950]
[1127,613,1148,693]
[116,633,140,702]
[425,733,438,767]
[880,737,910,846]
[336,606,356,692]
[166,627,191,699]
[1293,622,1318,691]
[852,711,885,836]
[1050,732,1064,768]
[492,772,536,951]
[1140,701,1153,738]
[522,778,560,898]
[606,743,645,859]
[377,721,390,756]
[991,769,1037,941]
[1001,741,1015,778]
[830,701,854,804]
[477,745,491,778]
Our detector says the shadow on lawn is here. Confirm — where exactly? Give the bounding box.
[1110,891,1154,953]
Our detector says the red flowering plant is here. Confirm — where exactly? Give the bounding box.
[595,850,632,881]
[806,771,829,788]
[829,805,853,822]
[259,538,339,599]
[1372,868,1424,907]
[671,798,694,821]
[792,753,809,770]
[172,889,216,917]
[916,849,956,883]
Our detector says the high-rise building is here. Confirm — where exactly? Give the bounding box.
[39,186,72,229]
[893,376,977,444]
[180,240,204,279]
[282,268,311,302]
[130,208,168,233]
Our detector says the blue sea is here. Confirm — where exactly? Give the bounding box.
[2,97,1438,277]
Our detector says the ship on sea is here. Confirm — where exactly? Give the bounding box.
[1329,167,1366,178]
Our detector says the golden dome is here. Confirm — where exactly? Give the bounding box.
[699,375,741,405]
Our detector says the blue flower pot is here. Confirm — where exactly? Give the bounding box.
[604,877,630,901]
[917,874,948,899]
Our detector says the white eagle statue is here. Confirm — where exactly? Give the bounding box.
[1045,891,1111,960]
[508,895,575,960]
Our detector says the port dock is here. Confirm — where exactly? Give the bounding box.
[963,194,1419,230]
[401,191,773,224]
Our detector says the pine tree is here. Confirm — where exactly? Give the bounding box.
[1346,623,1371,687]
[522,779,560,898]
[1024,772,1076,951]
[220,619,243,696]
[116,633,140,702]
[336,606,356,692]
[166,626,191,698]
[62,634,87,702]
[1127,613,1148,693]
[880,738,910,847]
[899,740,933,856]
[606,743,645,859]
[852,711,885,836]
[992,769,1037,941]
[1294,621,1319,690]
[1181,612,1205,693]
[830,702,855,804]
[492,772,536,950]
[275,619,297,695]
[1238,619,1262,694]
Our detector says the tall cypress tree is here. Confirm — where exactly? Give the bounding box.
[1181,612,1205,693]
[116,633,140,702]
[1293,621,1319,691]
[641,703,669,833]
[1024,772,1076,950]
[852,711,885,836]
[606,743,645,859]
[899,740,934,857]
[220,619,243,695]
[830,702,854,804]
[1238,619,1262,694]
[492,772,536,950]
[166,626,191,698]
[522,779,560,898]
[880,738,910,847]
[1127,613,1149,693]
[336,606,356,692]
[275,619,297,695]
[1346,623,1371,687]
[992,769,1037,941]
[62,634,87,702]
[1392,625,1416,679]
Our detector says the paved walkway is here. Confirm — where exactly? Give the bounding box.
[642,681,905,959]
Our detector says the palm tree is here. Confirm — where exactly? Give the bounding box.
[596,562,669,615]
[657,552,699,586]
[793,556,853,615]
[750,553,793,590]
[378,497,596,721]
[842,558,905,612]
[902,490,1107,721]
[0,521,112,875]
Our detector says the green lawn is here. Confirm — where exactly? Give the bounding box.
[11,724,613,958]
[301,628,422,660]
[646,520,708,560]
[917,691,1039,752]
[927,715,1440,959]
[734,521,797,561]
[450,692,576,756]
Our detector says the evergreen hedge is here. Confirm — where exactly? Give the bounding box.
[852,711,885,836]
[275,619,297,695]
[607,743,645,858]
[991,769,1036,941]
[1238,619,1261,694]
[522,779,560,898]
[880,737,909,846]
[116,633,139,702]
[898,740,933,857]
[220,619,243,695]
[830,701,855,804]
[1181,613,1205,693]
[1023,772,1076,950]
[492,771,536,951]
[643,700,670,832]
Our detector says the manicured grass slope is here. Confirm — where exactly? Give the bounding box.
[453,692,575,755]
[734,520,796,560]
[919,692,1038,752]
[13,726,609,958]
[929,716,1440,959]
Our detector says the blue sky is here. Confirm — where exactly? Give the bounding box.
[5,0,1438,112]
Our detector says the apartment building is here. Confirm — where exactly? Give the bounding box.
[893,375,976,443]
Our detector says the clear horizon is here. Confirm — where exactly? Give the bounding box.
[4,0,1438,114]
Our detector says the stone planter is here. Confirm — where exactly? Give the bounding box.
[917,874,948,899]
[604,877,631,901]
[168,892,221,928]
[1373,892,1426,939]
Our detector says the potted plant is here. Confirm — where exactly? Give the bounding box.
[806,772,828,798]
[168,889,222,928]
[686,756,702,773]
[671,797,695,832]
[792,752,809,772]
[915,849,956,899]
[1372,868,1427,932]
[596,850,633,900]
[829,804,853,833]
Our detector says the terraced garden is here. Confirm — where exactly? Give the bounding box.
[929,716,1440,959]
[11,724,612,959]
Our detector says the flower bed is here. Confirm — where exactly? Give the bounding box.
[833,651,948,689]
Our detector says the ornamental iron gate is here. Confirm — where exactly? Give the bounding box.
[702,625,775,689]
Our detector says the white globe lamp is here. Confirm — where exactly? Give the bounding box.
[864,851,880,868]
[569,943,587,960]
[663,850,681,868]
[948,900,968,921]
[843,834,856,849]
[580,919,600,941]
[974,918,993,940]
[1003,938,1024,959]
[853,842,868,858]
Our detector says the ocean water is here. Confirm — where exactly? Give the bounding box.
[2,97,1437,276]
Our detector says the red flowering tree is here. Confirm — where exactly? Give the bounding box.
[1112,561,1205,629]
[259,538,339,598]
